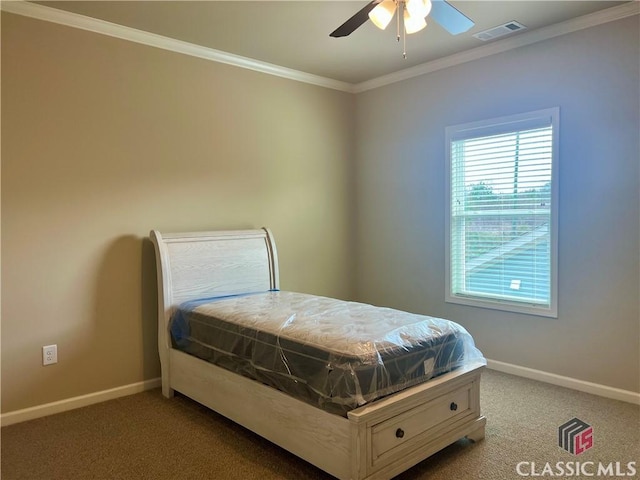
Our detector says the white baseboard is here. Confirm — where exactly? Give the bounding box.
[486,359,640,405]
[1,378,161,427]
[3,363,638,427]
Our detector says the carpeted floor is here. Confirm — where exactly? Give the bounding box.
[1,369,638,479]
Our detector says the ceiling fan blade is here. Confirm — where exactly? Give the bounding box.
[430,0,474,35]
[330,0,382,38]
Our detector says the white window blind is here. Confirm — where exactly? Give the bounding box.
[446,108,558,317]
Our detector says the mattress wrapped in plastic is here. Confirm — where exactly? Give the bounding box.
[171,291,485,416]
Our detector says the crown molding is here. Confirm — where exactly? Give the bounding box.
[2,1,637,95]
[353,1,640,93]
[0,1,356,93]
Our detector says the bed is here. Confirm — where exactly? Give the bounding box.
[151,227,486,480]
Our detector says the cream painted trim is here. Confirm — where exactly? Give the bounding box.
[352,1,640,92]
[486,359,640,406]
[1,1,637,94]
[0,378,161,426]
[0,1,355,93]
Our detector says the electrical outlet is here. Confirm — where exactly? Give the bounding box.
[42,344,58,366]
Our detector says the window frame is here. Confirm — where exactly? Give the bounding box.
[445,108,559,318]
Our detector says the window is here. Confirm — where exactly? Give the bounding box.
[445,108,559,317]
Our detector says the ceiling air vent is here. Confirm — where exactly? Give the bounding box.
[473,21,526,41]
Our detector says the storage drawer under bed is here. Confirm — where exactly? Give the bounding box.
[348,366,483,479]
[371,382,476,466]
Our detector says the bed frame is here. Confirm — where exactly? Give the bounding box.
[151,227,485,480]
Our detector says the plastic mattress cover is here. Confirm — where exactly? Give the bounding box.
[171,291,485,416]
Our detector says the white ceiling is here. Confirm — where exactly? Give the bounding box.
[34,1,630,84]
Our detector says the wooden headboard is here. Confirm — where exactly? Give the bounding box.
[150,228,280,355]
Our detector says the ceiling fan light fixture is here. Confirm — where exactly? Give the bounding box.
[406,0,432,20]
[368,0,397,30]
[404,9,427,34]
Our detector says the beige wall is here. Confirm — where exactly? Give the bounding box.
[1,13,355,412]
[354,17,640,393]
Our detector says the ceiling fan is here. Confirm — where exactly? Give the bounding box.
[330,0,475,56]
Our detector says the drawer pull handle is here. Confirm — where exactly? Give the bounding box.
[450,402,458,411]
[395,428,405,439]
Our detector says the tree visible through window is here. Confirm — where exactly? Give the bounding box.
[446,109,558,317]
